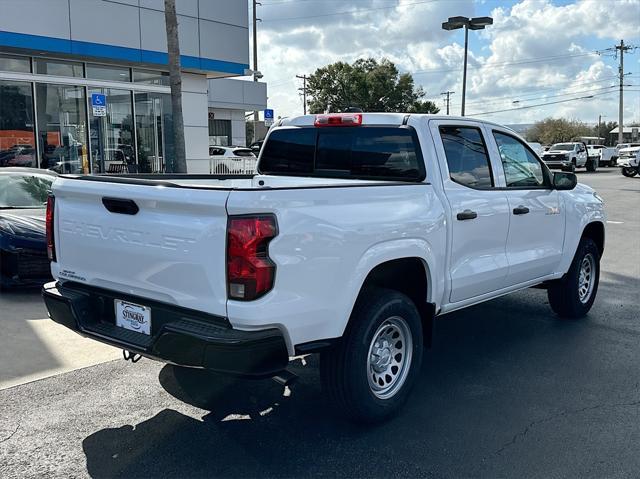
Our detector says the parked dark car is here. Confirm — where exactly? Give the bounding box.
[0,168,56,288]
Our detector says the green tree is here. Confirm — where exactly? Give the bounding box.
[527,118,592,144]
[306,58,439,114]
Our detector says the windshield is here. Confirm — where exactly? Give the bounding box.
[550,143,574,151]
[0,174,53,208]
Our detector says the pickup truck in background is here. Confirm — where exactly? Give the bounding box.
[43,113,606,423]
[587,145,616,167]
[614,143,640,163]
[618,145,640,177]
[541,142,592,171]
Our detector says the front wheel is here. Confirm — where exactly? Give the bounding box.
[622,167,638,177]
[547,237,600,318]
[320,288,423,423]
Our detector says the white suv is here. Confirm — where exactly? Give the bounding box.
[209,146,257,174]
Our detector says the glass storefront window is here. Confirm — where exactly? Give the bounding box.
[88,88,135,173]
[0,54,31,73]
[134,92,173,173]
[133,69,169,86]
[36,84,89,174]
[209,119,232,146]
[35,59,84,78]
[86,64,131,83]
[0,80,36,168]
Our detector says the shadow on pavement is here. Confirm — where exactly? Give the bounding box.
[81,287,609,478]
[80,266,640,478]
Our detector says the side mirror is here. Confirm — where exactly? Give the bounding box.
[553,171,577,190]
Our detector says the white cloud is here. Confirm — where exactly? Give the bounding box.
[255,0,640,124]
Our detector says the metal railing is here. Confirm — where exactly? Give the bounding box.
[209,158,258,175]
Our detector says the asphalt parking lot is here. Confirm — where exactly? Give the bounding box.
[1,169,638,478]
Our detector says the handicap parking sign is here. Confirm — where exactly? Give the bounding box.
[91,93,106,106]
[91,93,107,117]
[264,109,274,126]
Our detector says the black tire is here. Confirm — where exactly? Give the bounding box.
[622,167,638,178]
[547,237,600,318]
[586,158,597,172]
[320,287,423,423]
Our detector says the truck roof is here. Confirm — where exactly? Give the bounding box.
[277,113,512,131]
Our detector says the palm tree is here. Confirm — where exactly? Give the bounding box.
[164,0,187,173]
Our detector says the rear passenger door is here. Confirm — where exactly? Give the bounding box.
[431,121,511,303]
[489,129,565,284]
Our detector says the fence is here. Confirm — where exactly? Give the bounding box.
[209,158,258,175]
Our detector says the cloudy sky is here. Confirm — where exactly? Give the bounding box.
[249,0,640,126]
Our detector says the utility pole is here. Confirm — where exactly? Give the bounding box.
[598,114,602,142]
[615,39,632,145]
[441,90,455,115]
[296,74,309,115]
[252,0,260,143]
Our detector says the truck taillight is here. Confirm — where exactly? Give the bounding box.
[227,215,277,300]
[314,113,362,127]
[46,195,56,262]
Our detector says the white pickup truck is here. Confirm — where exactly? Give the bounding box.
[43,113,606,422]
[541,142,590,171]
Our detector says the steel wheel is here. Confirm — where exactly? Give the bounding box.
[367,316,413,400]
[578,253,596,304]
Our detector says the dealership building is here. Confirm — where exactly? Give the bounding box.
[0,0,266,174]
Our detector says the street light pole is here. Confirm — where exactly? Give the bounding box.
[442,16,493,117]
[461,25,469,117]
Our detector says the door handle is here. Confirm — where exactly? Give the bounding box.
[513,205,530,215]
[102,197,139,215]
[456,209,478,221]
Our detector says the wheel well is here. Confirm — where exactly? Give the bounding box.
[582,222,605,256]
[358,257,435,346]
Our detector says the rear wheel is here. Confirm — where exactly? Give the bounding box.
[586,158,597,172]
[622,167,638,177]
[547,237,600,318]
[320,288,423,423]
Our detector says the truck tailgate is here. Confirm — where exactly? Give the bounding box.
[51,177,230,317]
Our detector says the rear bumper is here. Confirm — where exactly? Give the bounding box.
[42,281,289,377]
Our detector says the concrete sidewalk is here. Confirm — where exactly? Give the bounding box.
[0,290,120,390]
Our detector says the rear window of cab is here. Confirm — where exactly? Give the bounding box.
[259,126,426,182]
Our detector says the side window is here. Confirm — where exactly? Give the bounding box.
[439,126,493,189]
[493,131,546,188]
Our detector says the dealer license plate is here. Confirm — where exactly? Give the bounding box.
[114,300,151,336]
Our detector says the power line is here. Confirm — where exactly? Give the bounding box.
[463,75,629,106]
[465,85,620,110]
[412,50,603,76]
[467,90,616,116]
